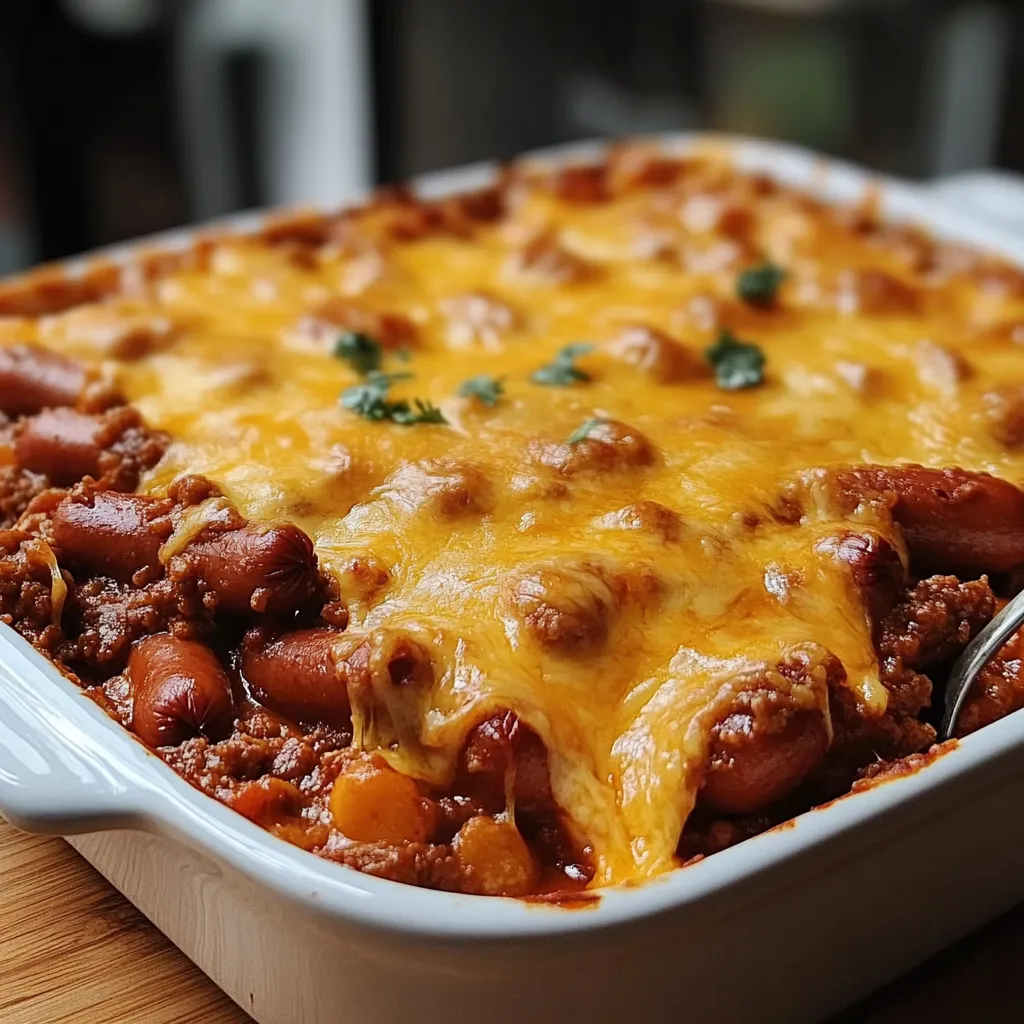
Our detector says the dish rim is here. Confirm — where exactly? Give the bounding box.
[1,131,1024,942]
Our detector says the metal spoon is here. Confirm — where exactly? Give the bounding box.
[941,587,1024,740]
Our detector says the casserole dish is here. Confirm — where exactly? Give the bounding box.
[3,134,1024,1023]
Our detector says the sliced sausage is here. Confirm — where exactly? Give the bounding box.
[981,386,1024,449]
[607,147,687,192]
[912,340,970,393]
[593,500,683,542]
[506,229,593,286]
[241,627,352,728]
[836,268,919,316]
[47,305,176,360]
[50,490,170,583]
[0,344,89,415]
[14,408,103,484]
[459,710,553,811]
[303,298,417,350]
[697,647,840,815]
[376,459,496,518]
[439,291,519,349]
[129,633,235,748]
[699,697,831,815]
[503,563,615,658]
[605,325,702,383]
[836,465,1024,574]
[815,530,906,633]
[546,164,608,204]
[175,523,321,617]
[529,419,655,477]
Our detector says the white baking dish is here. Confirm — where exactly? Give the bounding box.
[3,135,1024,1024]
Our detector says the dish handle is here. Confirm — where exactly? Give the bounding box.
[0,626,148,835]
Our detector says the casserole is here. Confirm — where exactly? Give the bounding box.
[2,134,1024,1022]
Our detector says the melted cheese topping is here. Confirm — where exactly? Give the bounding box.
[14,152,1024,884]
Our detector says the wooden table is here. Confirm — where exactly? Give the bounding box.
[0,819,249,1024]
[2,816,1022,1023]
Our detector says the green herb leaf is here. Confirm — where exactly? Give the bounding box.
[391,399,448,425]
[566,417,606,445]
[705,329,765,390]
[333,331,383,374]
[531,343,594,387]
[736,262,786,308]
[340,371,399,420]
[340,371,444,425]
[457,375,505,407]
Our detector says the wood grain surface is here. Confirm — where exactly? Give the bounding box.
[2,815,1023,1023]
[0,818,250,1024]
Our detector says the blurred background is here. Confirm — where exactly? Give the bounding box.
[0,0,1021,270]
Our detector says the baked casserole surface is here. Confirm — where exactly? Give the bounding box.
[1,145,1023,895]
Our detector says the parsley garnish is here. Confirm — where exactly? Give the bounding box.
[737,262,786,308]
[333,331,383,374]
[458,375,505,407]
[340,371,446,425]
[340,371,410,419]
[391,399,447,425]
[566,417,606,445]
[705,329,765,390]
[531,343,594,386]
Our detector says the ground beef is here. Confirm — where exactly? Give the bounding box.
[56,574,211,675]
[955,631,1024,736]
[0,529,65,649]
[874,574,994,718]
[165,733,286,790]
[93,407,169,491]
[678,807,789,863]
[160,713,351,815]
[816,576,995,795]
[318,837,464,890]
[0,466,48,528]
[877,575,995,669]
[680,573,1005,862]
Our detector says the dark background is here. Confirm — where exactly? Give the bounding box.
[0,0,1021,269]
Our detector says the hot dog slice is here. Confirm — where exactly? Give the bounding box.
[837,465,1024,574]
[129,633,235,747]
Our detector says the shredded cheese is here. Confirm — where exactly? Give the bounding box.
[10,151,1024,883]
